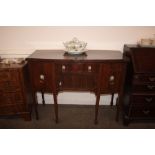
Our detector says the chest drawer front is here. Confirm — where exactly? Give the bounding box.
[0,69,20,82]
[0,69,21,92]
[0,91,23,105]
[133,75,155,84]
[130,107,155,118]
[0,81,21,92]
[0,104,26,115]
[131,95,155,106]
[100,63,125,93]
[0,70,10,82]
[132,84,155,93]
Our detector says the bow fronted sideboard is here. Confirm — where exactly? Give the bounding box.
[26,50,126,123]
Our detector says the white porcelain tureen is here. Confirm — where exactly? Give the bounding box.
[63,37,87,54]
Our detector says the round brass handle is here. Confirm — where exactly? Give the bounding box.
[62,65,66,70]
[109,75,115,81]
[40,74,45,80]
[109,75,115,85]
[88,65,92,72]
[59,81,62,86]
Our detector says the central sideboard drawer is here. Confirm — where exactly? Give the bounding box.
[56,62,100,74]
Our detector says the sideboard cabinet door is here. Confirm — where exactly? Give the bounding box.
[100,63,125,94]
[28,62,54,92]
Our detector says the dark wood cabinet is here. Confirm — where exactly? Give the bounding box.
[123,45,155,125]
[0,63,32,120]
[26,50,126,123]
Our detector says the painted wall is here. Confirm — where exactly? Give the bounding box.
[0,26,155,105]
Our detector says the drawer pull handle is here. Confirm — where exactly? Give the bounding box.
[147,85,155,90]
[88,65,92,71]
[62,65,66,70]
[40,74,45,80]
[109,75,115,85]
[142,110,150,115]
[59,81,62,86]
[109,75,115,81]
[149,77,155,82]
[145,97,153,102]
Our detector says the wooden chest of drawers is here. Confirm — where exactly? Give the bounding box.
[0,63,32,120]
[123,45,155,125]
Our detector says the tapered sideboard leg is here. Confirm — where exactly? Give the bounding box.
[95,94,100,124]
[110,93,114,106]
[41,91,45,106]
[53,94,58,123]
[33,92,39,120]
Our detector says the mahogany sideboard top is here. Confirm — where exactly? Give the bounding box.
[27,50,123,61]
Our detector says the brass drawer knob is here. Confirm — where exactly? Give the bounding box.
[59,81,62,86]
[40,74,45,80]
[88,65,92,72]
[109,75,115,85]
[109,75,115,81]
[62,65,66,70]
